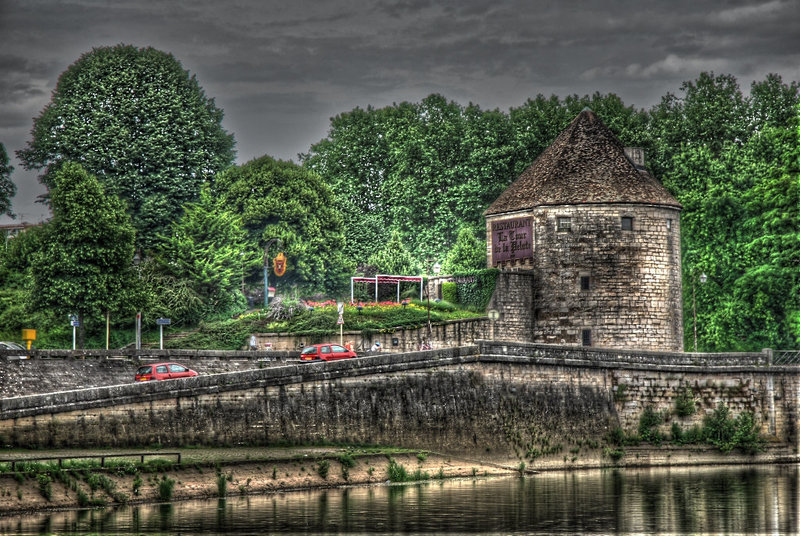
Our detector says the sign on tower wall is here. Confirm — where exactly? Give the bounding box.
[490,216,533,265]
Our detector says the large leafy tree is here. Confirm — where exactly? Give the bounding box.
[147,186,252,324]
[649,72,799,351]
[17,44,235,250]
[367,230,419,276]
[305,93,649,270]
[303,95,518,265]
[0,143,15,217]
[213,155,353,295]
[509,92,650,177]
[29,162,138,347]
[442,227,486,274]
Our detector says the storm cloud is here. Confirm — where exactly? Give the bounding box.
[1,0,798,222]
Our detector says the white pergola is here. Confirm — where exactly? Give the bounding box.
[350,274,424,303]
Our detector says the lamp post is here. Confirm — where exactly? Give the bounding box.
[692,272,698,352]
[263,238,283,308]
[133,252,142,353]
[425,260,441,343]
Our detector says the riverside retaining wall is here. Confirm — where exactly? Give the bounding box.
[1,342,796,466]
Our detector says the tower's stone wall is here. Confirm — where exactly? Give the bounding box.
[486,203,683,351]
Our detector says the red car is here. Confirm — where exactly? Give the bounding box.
[135,362,198,381]
[300,343,357,361]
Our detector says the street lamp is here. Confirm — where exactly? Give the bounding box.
[133,252,142,353]
[424,259,441,346]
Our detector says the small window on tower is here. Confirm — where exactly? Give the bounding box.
[621,217,633,231]
[582,329,592,347]
[557,217,571,232]
[580,275,590,291]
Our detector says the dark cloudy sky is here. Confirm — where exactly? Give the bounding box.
[1,0,798,224]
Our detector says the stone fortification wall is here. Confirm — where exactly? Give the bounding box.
[486,204,683,351]
[1,342,795,465]
[0,318,489,399]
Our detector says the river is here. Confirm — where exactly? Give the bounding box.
[2,464,797,535]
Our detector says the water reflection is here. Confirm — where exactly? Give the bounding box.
[2,464,798,534]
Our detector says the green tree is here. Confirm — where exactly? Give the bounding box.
[0,225,42,338]
[651,72,800,351]
[29,163,138,347]
[509,92,650,177]
[442,227,486,273]
[367,230,419,276]
[17,44,235,251]
[0,143,15,217]
[304,95,517,264]
[148,187,252,324]
[213,155,352,295]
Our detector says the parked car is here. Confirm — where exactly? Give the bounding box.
[300,343,357,361]
[135,362,198,382]
[0,341,28,359]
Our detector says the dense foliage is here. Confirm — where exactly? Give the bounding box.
[305,75,799,351]
[144,187,253,325]
[648,73,799,351]
[3,49,797,353]
[17,44,235,251]
[450,269,500,310]
[213,155,353,295]
[0,143,15,217]
[171,299,482,350]
[442,227,486,274]
[29,163,138,347]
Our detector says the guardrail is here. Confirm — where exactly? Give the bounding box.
[0,452,182,471]
[773,350,800,366]
[0,348,295,360]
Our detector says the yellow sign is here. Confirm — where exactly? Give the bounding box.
[273,252,287,277]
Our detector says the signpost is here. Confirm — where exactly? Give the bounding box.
[263,238,283,308]
[69,315,79,350]
[488,309,500,341]
[156,318,171,350]
[337,301,344,345]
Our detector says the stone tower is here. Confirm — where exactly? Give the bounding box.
[484,109,683,351]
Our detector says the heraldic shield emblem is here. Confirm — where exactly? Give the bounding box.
[273,252,287,277]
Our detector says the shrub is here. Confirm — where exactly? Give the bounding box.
[36,474,53,501]
[132,475,143,496]
[442,282,458,303]
[603,448,624,462]
[451,269,499,310]
[607,427,625,446]
[158,476,176,501]
[337,452,356,469]
[217,473,228,497]
[316,460,330,479]
[703,403,736,452]
[674,387,697,417]
[671,422,683,442]
[638,406,664,444]
[731,412,764,454]
[387,458,408,482]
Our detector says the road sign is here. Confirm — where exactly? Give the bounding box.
[156,318,171,326]
[488,309,500,321]
[337,314,344,325]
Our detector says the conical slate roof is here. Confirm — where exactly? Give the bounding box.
[485,110,681,215]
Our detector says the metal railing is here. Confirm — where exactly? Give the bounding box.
[0,452,181,471]
[773,350,800,366]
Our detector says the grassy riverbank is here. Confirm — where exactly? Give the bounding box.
[0,446,516,515]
